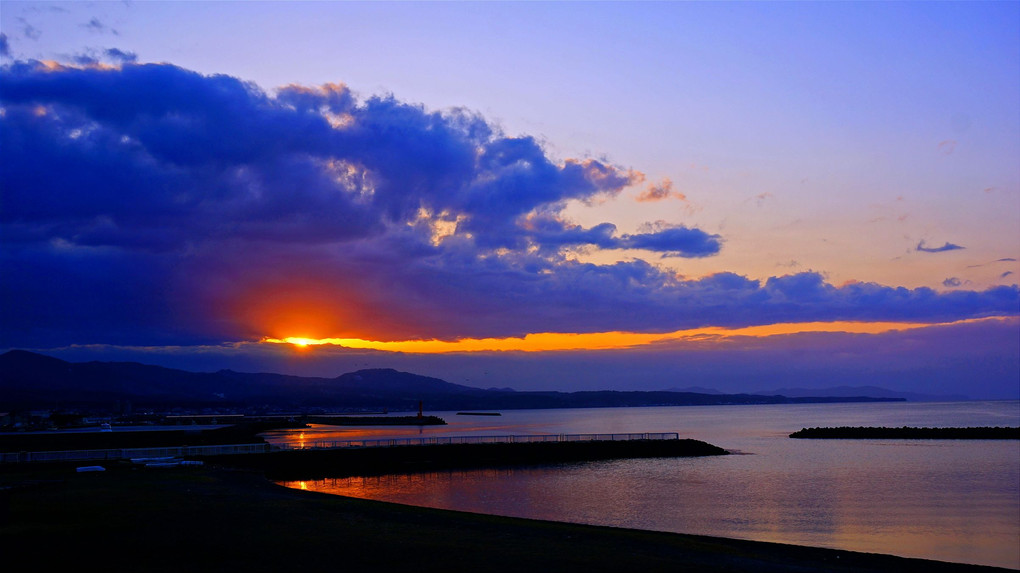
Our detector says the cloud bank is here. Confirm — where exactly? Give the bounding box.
[1,60,1017,348]
[33,317,1020,399]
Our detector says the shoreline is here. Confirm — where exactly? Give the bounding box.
[1,464,1007,572]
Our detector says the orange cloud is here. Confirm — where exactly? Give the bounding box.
[261,316,1013,354]
[636,178,686,203]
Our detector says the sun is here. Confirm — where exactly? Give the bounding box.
[284,337,320,349]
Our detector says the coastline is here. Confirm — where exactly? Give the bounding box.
[1,464,1007,572]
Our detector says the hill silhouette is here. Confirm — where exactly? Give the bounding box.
[0,350,903,412]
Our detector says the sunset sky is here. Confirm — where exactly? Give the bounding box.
[1,2,1017,398]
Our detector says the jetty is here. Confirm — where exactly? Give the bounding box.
[303,415,446,426]
[790,426,1020,439]
[208,435,729,480]
[275,431,681,450]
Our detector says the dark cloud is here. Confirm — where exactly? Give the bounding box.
[522,216,720,257]
[1002,271,1015,279]
[104,48,137,64]
[64,47,135,69]
[943,277,962,288]
[17,18,42,40]
[967,258,1017,268]
[72,53,100,66]
[916,240,964,253]
[619,225,721,257]
[84,18,118,36]
[0,34,9,58]
[0,60,1017,348]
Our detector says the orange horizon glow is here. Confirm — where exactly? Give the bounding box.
[261,316,1015,354]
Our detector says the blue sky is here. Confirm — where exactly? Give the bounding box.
[1,2,1017,397]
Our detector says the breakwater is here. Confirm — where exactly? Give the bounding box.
[790,426,1020,439]
[211,438,729,480]
[274,431,680,450]
[304,415,446,426]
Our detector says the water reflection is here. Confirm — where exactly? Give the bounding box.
[273,402,1020,569]
[260,417,548,448]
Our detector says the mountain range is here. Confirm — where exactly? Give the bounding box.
[0,350,905,412]
[664,385,969,402]
[751,386,969,402]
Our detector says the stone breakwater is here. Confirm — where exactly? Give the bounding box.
[209,437,730,480]
[790,426,1020,439]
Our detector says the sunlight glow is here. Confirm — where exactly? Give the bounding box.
[261,316,1013,354]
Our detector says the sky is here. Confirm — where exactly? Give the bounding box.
[1,1,1018,398]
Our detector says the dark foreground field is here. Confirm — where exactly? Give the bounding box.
[1,464,1006,572]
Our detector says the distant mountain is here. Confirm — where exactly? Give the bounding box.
[334,368,484,395]
[662,386,725,395]
[0,350,905,412]
[751,385,969,402]
[0,350,491,410]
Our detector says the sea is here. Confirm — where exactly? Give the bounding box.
[264,401,1020,569]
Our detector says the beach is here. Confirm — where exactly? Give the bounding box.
[1,463,1007,572]
[260,403,1020,568]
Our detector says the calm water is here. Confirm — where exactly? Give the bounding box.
[270,401,1020,569]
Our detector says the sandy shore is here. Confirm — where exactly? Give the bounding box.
[1,463,1006,572]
